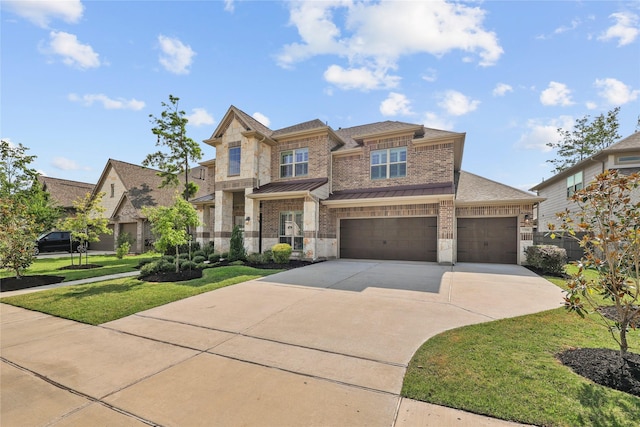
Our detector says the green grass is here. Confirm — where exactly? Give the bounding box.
[1,266,281,325]
[0,254,161,282]
[401,269,640,427]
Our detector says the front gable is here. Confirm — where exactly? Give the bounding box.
[94,161,127,219]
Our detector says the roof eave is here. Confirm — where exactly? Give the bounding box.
[322,193,453,208]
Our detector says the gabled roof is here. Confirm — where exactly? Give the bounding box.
[271,119,328,138]
[530,131,640,191]
[335,121,426,149]
[38,176,94,209]
[456,171,543,204]
[205,105,273,144]
[95,159,207,217]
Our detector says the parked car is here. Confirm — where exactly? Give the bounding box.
[35,231,87,255]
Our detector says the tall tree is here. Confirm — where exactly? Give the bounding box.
[143,195,201,272]
[143,95,203,200]
[59,192,111,266]
[546,107,621,173]
[1,140,38,197]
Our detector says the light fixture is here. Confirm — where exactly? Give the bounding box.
[524,214,531,225]
[245,216,251,223]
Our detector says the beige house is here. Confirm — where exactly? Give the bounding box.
[92,159,208,253]
[531,131,640,232]
[192,106,542,264]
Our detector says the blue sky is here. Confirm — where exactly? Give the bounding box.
[2,0,639,192]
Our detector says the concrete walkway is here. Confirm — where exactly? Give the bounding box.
[1,260,564,426]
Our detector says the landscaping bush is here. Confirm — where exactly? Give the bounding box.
[246,253,264,265]
[180,260,197,271]
[220,252,229,260]
[525,245,567,275]
[202,241,215,257]
[193,255,206,264]
[140,259,174,276]
[162,255,175,265]
[115,242,130,259]
[192,250,205,258]
[208,253,221,263]
[272,243,292,264]
[262,250,274,263]
[229,225,246,262]
[178,253,190,260]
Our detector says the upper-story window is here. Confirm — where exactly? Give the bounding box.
[566,171,583,198]
[371,147,407,180]
[110,183,115,198]
[280,148,308,178]
[617,155,640,164]
[228,146,241,176]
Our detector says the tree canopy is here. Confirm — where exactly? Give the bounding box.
[546,107,621,173]
[143,95,203,200]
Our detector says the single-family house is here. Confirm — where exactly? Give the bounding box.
[530,131,640,232]
[192,105,542,264]
[92,159,208,253]
[38,176,95,217]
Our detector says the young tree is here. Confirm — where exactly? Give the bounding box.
[549,170,639,361]
[143,195,201,272]
[546,107,621,173]
[59,192,112,266]
[1,140,37,196]
[143,95,203,201]
[0,197,38,278]
[229,225,246,262]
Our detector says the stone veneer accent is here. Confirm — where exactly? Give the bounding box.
[216,178,257,191]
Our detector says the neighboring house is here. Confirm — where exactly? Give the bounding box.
[38,176,95,217]
[530,132,640,232]
[193,105,542,264]
[92,159,208,253]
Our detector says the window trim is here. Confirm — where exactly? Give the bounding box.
[280,148,309,178]
[566,171,583,198]
[616,155,640,164]
[370,147,407,180]
[228,146,241,176]
[279,211,304,251]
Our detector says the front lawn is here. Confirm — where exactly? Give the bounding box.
[0,254,160,282]
[402,271,640,427]
[1,266,281,325]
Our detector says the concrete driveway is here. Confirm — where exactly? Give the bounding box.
[1,260,563,426]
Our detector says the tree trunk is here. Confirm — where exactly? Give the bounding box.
[175,245,180,273]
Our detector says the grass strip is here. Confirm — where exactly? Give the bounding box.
[402,273,640,427]
[2,266,281,325]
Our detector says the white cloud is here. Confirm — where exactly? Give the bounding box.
[43,31,100,69]
[554,18,581,35]
[585,101,598,110]
[421,68,437,82]
[323,64,400,91]
[422,112,453,131]
[68,93,145,110]
[278,1,503,91]
[52,157,89,171]
[540,81,573,106]
[158,35,195,75]
[599,12,639,46]
[252,112,271,127]
[516,116,574,151]
[186,108,215,126]
[438,90,480,116]
[380,92,413,116]
[224,0,235,13]
[3,0,83,28]
[493,83,513,97]
[594,78,639,105]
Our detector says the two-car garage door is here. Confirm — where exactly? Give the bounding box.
[340,217,437,262]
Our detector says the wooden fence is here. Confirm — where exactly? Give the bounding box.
[532,232,586,262]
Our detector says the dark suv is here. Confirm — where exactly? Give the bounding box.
[35,231,87,255]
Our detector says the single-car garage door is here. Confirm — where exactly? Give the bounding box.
[457,217,517,264]
[92,225,115,251]
[340,217,437,262]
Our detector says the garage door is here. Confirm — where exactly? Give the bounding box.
[340,217,437,262]
[457,217,517,264]
[92,225,115,251]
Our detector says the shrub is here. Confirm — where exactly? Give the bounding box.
[229,260,245,266]
[193,255,206,264]
[180,260,197,271]
[178,253,190,260]
[193,250,205,258]
[162,255,175,265]
[229,225,246,261]
[246,253,264,265]
[525,245,567,275]
[220,252,229,259]
[208,253,221,263]
[115,242,130,259]
[202,241,215,257]
[140,259,174,276]
[135,258,155,269]
[272,243,292,264]
[262,250,274,263]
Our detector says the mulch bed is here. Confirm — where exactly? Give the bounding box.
[557,348,640,397]
[140,269,203,283]
[1,275,65,292]
[60,264,103,270]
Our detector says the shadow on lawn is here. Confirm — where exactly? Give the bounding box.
[576,383,640,427]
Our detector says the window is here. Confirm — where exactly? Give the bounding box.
[228,146,241,176]
[566,171,583,197]
[371,147,407,180]
[110,183,115,198]
[617,155,640,164]
[279,211,303,250]
[280,148,308,178]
